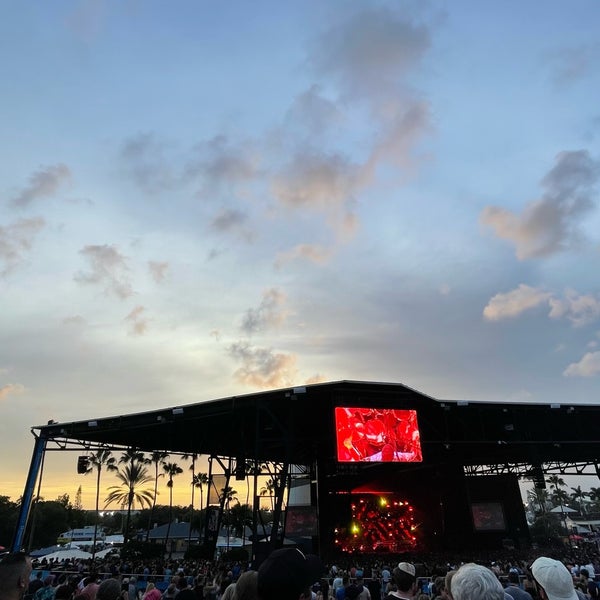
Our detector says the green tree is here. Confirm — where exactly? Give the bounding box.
[527,487,549,515]
[84,449,117,558]
[182,453,199,547]
[105,461,155,542]
[588,487,600,512]
[146,451,169,541]
[117,450,147,543]
[570,485,588,515]
[260,477,275,511]
[0,496,19,548]
[162,461,183,555]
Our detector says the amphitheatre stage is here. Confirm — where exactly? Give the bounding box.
[14,380,600,557]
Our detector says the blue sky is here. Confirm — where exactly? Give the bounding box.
[1,1,600,506]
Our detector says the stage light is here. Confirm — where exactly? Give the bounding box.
[379,497,387,506]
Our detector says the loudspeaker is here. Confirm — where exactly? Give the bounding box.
[77,456,90,474]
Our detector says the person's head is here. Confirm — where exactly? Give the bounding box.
[451,564,504,600]
[345,585,363,600]
[257,548,323,600]
[97,578,122,600]
[531,558,578,600]
[508,573,520,585]
[579,569,589,580]
[0,553,34,600]
[234,571,258,600]
[391,563,417,595]
[444,570,457,600]
[55,584,74,600]
[145,583,155,593]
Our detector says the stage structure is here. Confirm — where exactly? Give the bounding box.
[13,381,600,557]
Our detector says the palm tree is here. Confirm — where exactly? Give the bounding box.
[146,451,169,541]
[588,487,600,512]
[118,450,147,542]
[182,453,198,547]
[192,472,209,541]
[163,461,183,555]
[570,485,588,515]
[527,487,549,515]
[548,475,567,509]
[220,486,239,550]
[105,461,155,541]
[84,449,117,560]
[260,477,275,511]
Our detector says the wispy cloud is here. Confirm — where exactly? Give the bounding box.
[121,133,175,193]
[484,284,600,327]
[544,44,597,88]
[228,341,298,388]
[74,244,133,299]
[274,243,333,267]
[0,217,45,276]
[0,383,25,401]
[563,351,600,377]
[240,288,289,335]
[483,284,552,321]
[125,305,148,336]
[148,261,169,284]
[11,164,71,208]
[481,150,600,259]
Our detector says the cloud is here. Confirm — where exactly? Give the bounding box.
[0,383,25,401]
[274,243,333,267]
[305,373,327,385]
[563,351,600,377]
[311,7,430,102]
[240,288,289,335]
[228,341,298,388]
[0,217,45,276]
[125,305,148,336]
[483,284,552,321]
[121,133,175,193]
[545,45,596,88]
[285,85,343,135]
[549,290,600,327]
[74,244,133,299]
[11,164,71,208]
[62,315,87,327]
[210,209,254,241]
[481,150,600,259]
[186,135,260,194]
[148,261,169,284]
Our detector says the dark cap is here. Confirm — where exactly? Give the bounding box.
[257,548,323,600]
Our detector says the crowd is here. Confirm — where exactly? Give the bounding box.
[2,547,600,600]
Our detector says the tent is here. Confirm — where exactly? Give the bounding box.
[550,506,577,513]
[39,548,92,561]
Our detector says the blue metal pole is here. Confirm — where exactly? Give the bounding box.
[11,433,47,551]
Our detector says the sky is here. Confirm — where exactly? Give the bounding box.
[1,0,600,511]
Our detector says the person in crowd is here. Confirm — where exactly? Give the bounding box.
[579,569,598,599]
[531,558,578,600]
[142,584,162,600]
[233,571,257,600]
[97,580,122,600]
[0,552,33,600]
[356,578,370,600]
[383,563,417,600]
[257,548,323,600]
[35,575,56,600]
[336,577,350,600]
[505,572,533,600]
[451,564,504,600]
[28,572,44,597]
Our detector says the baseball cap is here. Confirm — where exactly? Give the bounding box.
[531,557,578,600]
[258,548,323,600]
[398,563,416,577]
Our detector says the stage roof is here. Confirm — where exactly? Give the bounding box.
[33,380,600,469]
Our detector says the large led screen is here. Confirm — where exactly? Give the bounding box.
[335,407,423,462]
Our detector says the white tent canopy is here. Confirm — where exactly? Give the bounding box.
[39,549,92,561]
[550,506,577,513]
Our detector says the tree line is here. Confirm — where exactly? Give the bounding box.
[1,450,279,552]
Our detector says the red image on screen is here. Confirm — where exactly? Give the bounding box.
[335,407,422,462]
